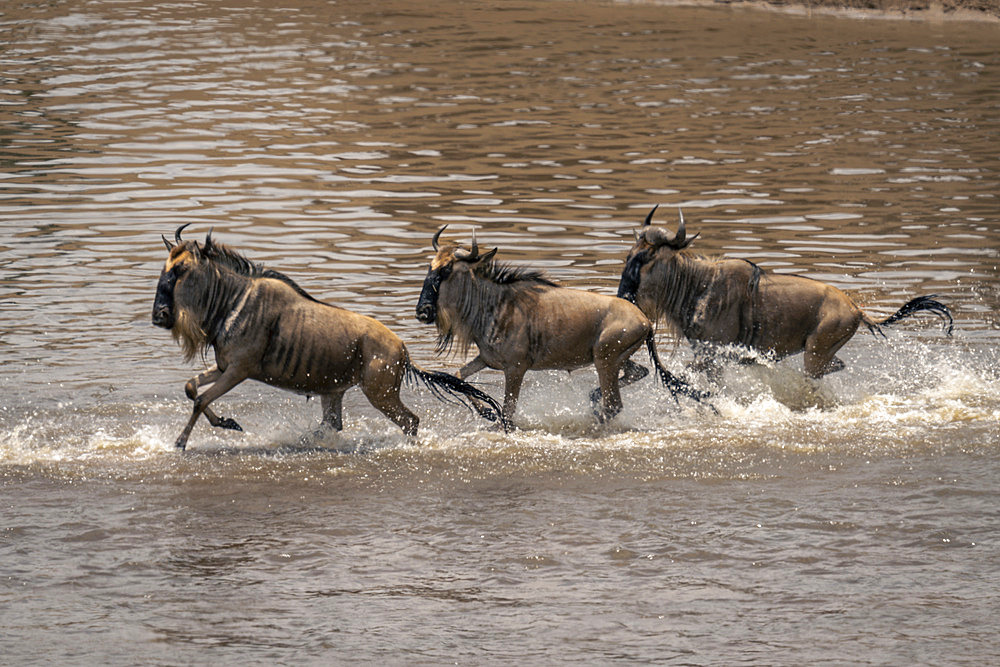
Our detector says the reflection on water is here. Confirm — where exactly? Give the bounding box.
[1,0,999,663]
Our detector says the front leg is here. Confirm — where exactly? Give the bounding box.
[689,342,723,385]
[457,354,488,380]
[455,354,500,425]
[320,391,346,431]
[185,367,243,431]
[175,367,249,451]
[501,367,527,424]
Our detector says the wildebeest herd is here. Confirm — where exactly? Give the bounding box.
[153,209,953,450]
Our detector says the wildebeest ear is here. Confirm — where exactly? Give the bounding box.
[679,232,700,249]
[162,234,174,251]
[203,228,215,254]
[477,247,499,264]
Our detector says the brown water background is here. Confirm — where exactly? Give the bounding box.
[1,0,999,663]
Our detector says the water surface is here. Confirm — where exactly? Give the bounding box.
[1,0,998,663]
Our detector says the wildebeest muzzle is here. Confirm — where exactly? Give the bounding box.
[617,251,647,304]
[415,268,443,324]
[152,269,177,329]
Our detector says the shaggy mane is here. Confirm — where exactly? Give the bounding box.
[478,260,557,287]
[203,240,320,303]
[434,259,557,357]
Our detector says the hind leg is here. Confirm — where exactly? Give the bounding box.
[804,326,856,379]
[824,356,846,375]
[592,325,649,422]
[590,357,649,406]
[593,360,623,423]
[361,359,419,436]
[364,387,419,436]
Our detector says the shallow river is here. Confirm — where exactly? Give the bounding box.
[2,0,999,663]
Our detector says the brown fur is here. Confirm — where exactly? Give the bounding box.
[152,229,504,450]
[417,231,652,424]
[618,208,953,379]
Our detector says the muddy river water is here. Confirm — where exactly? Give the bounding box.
[1,0,998,663]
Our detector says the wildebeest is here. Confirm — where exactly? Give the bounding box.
[617,206,954,379]
[152,225,504,450]
[415,226,659,425]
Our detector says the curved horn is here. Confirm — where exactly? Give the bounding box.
[174,223,192,244]
[432,225,447,251]
[162,234,174,251]
[643,205,659,227]
[674,208,686,246]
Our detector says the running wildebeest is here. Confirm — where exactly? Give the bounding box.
[617,206,954,380]
[152,225,504,450]
[414,226,660,425]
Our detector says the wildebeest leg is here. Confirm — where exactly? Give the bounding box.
[501,367,527,424]
[363,386,419,436]
[360,359,419,436]
[589,358,648,406]
[174,367,249,450]
[619,358,649,387]
[824,356,846,375]
[804,321,856,379]
[457,354,488,380]
[185,367,243,431]
[456,354,494,420]
[320,390,346,431]
[593,364,622,423]
[593,326,648,421]
[690,343,723,384]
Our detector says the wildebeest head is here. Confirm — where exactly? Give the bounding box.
[151,223,221,330]
[415,225,498,324]
[617,205,699,304]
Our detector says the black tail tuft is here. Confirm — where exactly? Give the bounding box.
[408,366,510,432]
[879,294,954,337]
[645,335,713,405]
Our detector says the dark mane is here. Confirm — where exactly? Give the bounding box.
[432,258,557,357]
[478,260,558,287]
[202,240,321,303]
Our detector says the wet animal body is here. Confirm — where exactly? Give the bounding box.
[617,206,954,379]
[152,225,503,450]
[415,226,654,425]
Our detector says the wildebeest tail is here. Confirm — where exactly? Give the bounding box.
[407,365,510,432]
[645,334,712,404]
[863,295,954,338]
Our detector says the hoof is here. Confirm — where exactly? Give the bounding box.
[218,417,243,431]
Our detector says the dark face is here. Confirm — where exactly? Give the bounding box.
[617,247,650,303]
[617,234,660,303]
[415,248,456,324]
[151,243,195,329]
